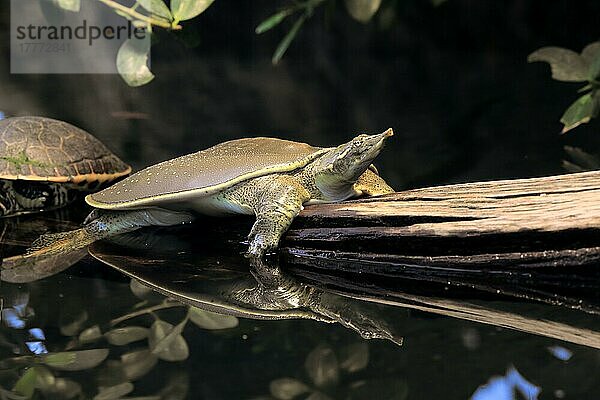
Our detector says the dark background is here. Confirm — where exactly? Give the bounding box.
[1,0,600,189]
[2,2,600,398]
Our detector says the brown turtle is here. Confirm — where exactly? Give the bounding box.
[0,116,131,217]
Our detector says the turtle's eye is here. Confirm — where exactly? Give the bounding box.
[352,135,368,147]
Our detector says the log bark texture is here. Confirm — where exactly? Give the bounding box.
[283,171,600,268]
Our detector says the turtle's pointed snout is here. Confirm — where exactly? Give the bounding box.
[367,128,393,146]
[368,128,393,147]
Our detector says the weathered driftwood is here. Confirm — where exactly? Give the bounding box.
[283,170,600,268]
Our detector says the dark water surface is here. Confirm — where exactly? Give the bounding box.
[1,207,599,399]
[2,1,600,398]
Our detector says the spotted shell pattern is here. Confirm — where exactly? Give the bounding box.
[0,117,131,183]
[88,137,331,209]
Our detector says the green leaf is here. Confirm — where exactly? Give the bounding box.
[42,349,109,371]
[117,37,154,87]
[269,378,310,400]
[272,15,306,65]
[148,320,189,362]
[105,326,149,346]
[345,0,382,23]
[560,93,598,133]
[129,279,160,300]
[38,377,81,400]
[528,47,589,82]
[13,368,37,398]
[582,42,600,81]
[27,367,81,399]
[137,0,172,21]
[33,366,55,392]
[41,353,76,368]
[578,83,594,93]
[94,382,134,400]
[121,349,158,381]
[339,343,369,373]
[171,0,215,22]
[79,325,103,343]
[581,41,600,64]
[188,307,239,330]
[304,345,339,389]
[53,0,80,12]
[255,10,291,34]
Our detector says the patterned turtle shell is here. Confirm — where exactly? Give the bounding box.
[0,116,131,185]
[87,137,332,210]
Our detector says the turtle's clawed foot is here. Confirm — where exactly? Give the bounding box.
[245,232,277,260]
[246,217,283,259]
[242,177,307,262]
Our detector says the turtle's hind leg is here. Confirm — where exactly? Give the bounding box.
[27,209,194,258]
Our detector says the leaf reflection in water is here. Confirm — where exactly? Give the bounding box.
[264,342,408,400]
[0,273,234,399]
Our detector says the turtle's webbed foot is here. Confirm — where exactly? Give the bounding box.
[245,209,288,259]
[232,174,309,261]
[245,231,278,260]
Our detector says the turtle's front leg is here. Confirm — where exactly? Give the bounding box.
[241,176,310,259]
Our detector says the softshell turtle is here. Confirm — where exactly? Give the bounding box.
[0,116,131,217]
[28,130,394,260]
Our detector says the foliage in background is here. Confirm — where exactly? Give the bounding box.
[529,42,600,133]
[47,0,600,138]
[46,0,391,86]
[47,0,215,86]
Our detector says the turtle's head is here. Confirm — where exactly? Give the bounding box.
[314,128,393,201]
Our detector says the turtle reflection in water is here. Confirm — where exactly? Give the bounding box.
[28,129,394,261]
[0,117,131,217]
[89,232,403,346]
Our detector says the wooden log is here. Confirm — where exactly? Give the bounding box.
[283,171,600,268]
